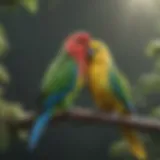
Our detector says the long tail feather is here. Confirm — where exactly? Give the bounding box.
[121,126,147,160]
[28,111,52,151]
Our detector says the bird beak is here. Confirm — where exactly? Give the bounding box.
[87,40,94,60]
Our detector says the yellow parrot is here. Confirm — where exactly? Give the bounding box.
[87,39,147,160]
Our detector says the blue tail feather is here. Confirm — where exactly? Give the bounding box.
[28,111,51,151]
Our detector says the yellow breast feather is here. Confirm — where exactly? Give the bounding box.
[88,39,122,111]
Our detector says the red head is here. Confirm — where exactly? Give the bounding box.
[64,31,91,74]
[64,31,90,61]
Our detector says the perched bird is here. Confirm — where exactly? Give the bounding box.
[87,39,147,160]
[28,31,91,151]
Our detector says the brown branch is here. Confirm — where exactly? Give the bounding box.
[8,107,160,132]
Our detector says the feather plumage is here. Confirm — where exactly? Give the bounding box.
[28,49,83,151]
[87,39,147,160]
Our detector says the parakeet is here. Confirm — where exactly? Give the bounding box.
[28,31,91,151]
[87,39,147,160]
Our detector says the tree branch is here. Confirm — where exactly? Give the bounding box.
[8,107,160,132]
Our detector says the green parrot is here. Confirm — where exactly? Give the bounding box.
[28,31,91,151]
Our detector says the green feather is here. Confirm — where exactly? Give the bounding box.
[109,64,134,111]
[38,48,78,107]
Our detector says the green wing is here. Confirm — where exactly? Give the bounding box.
[109,65,135,112]
[38,49,77,106]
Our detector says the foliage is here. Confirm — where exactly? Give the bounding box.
[20,0,39,14]
[0,0,39,152]
[109,40,160,159]
[0,0,39,14]
[0,24,29,152]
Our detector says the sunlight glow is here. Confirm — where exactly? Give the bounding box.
[130,0,155,6]
[127,0,158,14]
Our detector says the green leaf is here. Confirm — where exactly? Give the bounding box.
[0,100,29,149]
[20,0,38,14]
[109,136,148,159]
[0,100,12,152]
[0,99,25,120]
[137,73,160,95]
[4,102,25,121]
[145,39,160,58]
[0,65,10,84]
[109,140,130,156]
[150,106,160,118]
[0,122,10,152]
[0,24,9,57]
